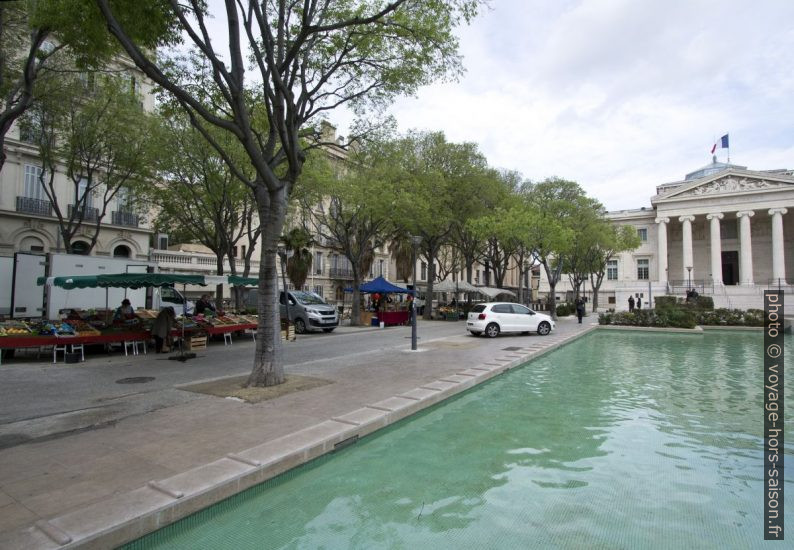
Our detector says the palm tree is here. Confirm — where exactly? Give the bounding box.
[280,228,313,290]
[390,231,414,283]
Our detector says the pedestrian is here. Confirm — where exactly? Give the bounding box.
[637,296,642,309]
[575,297,585,324]
[152,307,176,353]
[628,295,635,312]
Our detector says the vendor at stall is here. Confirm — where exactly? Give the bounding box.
[113,299,135,321]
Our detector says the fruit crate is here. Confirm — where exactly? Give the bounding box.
[186,335,207,351]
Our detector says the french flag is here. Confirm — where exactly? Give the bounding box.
[711,134,729,153]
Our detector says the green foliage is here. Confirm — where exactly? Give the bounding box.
[556,302,574,317]
[695,308,764,327]
[281,228,314,290]
[653,296,680,310]
[598,309,697,329]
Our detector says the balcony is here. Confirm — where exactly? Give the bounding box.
[16,196,52,216]
[112,210,139,227]
[68,204,99,222]
[329,266,354,279]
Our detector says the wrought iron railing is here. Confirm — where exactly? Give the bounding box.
[329,266,354,279]
[15,196,52,216]
[667,280,715,294]
[68,204,99,222]
[111,210,139,227]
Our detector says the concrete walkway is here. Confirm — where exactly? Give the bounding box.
[0,317,597,549]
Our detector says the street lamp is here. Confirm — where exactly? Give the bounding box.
[277,244,290,328]
[686,265,693,292]
[411,235,422,351]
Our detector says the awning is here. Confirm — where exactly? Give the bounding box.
[37,273,208,289]
[37,275,103,289]
[358,276,410,294]
[228,276,259,286]
[432,279,479,293]
[475,286,517,298]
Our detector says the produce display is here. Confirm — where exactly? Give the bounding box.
[39,322,75,336]
[64,320,101,336]
[0,321,31,336]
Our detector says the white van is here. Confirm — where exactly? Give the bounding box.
[279,290,339,334]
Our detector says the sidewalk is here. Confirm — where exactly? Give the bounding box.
[0,317,596,549]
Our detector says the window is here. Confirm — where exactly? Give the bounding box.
[637,258,649,280]
[24,165,45,200]
[510,304,532,315]
[77,178,93,208]
[491,304,512,313]
[113,245,131,258]
[71,241,90,255]
[116,187,132,212]
[637,228,648,241]
[19,111,43,144]
[20,236,45,252]
[241,245,246,258]
[313,285,324,297]
[421,261,427,281]
[607,259,618,280]
[157,234,169,250]
[475,270,480,284]
[315,252,323,275]
[379,259,384,277]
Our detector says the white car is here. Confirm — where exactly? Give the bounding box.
[467,302,555,338]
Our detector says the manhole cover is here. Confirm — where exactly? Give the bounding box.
[502,346,523,351]
[116,377,155,384]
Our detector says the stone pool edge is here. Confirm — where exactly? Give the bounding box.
[16,326,597,550]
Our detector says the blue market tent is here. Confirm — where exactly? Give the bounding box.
[358,276,411,294]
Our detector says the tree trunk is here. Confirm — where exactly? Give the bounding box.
[215,256,225,311]
[542,260,559,320]
[351,274,361,326]
[590,272,604,313]
[246,187,286,387]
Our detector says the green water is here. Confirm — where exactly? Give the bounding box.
[127,331,793,549]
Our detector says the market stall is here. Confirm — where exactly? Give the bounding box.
[357,276,412,326]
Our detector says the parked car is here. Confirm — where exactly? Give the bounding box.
[280,290,339,334]
[466,302,554,338]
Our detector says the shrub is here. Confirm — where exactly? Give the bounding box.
[654,296,679,310]
[693,295,714,310]
[556,302,574,317]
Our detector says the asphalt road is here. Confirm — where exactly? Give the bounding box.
[0,321,469,445]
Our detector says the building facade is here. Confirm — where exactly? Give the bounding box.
[539,158,794,311]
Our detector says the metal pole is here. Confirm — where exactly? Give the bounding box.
[411,241,418,351]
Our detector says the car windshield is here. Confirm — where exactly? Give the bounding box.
[292,291,326,305]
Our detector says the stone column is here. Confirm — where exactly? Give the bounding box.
[679,215,695,283]
[655,217,669,284]
[736,211,755,285]
[769,208,788,283]
[706,213,724,285]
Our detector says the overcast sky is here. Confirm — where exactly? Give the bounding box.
[366,0,794,211]
[203,0,794,211]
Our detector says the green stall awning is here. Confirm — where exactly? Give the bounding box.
[96,273,207,289]
[228,276,259,286]
[37,276,100,289]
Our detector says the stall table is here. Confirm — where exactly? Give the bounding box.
[0,331,151,365]
[378,311,410,326]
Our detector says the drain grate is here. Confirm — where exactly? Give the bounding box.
[501,346,523,351]
[116,376,155,384]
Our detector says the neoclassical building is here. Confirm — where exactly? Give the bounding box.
[538,158,794,312]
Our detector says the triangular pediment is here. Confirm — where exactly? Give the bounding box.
[654,169,794,203]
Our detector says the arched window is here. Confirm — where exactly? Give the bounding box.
[71,241,90,255]
[20,235,45,253]
[113,245,131,258]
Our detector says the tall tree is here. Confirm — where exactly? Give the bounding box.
[588,224,641,312]
[91,0,482,387]
[564,198,608,301]
[26,73,156,253]
[386,131,489,319]
[280,227,313,291]
[149,107,257,310]
[301,147,395,326]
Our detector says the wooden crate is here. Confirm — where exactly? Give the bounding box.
[280,325,295,341]
[186,335,207,351]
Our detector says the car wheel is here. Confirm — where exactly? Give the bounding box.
[294,318,307,334]
[322,328,335,333]
[537,321,551,336]
[485,323,500,338]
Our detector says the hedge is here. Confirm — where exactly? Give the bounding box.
[599,306,763,328]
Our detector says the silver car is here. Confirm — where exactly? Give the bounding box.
[467,302,554,338]
[280,291,339,334]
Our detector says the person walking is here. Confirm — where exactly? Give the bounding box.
[628,295,635,312]
[575,297,585,324]
[636,296,642,309]
[152,307,176,353]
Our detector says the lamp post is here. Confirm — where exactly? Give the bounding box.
[278,245,290,328]
[686,265,693,292]
[411,235,422,351]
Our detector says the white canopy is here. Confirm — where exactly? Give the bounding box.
[431,279,479,293]
[475,286,517,299]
